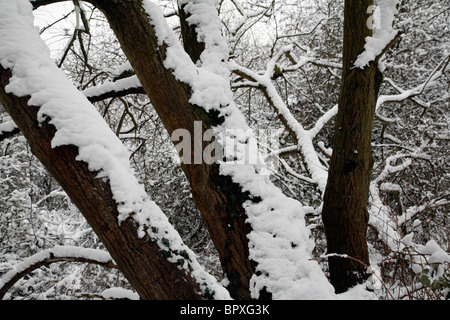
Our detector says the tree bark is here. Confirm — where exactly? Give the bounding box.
[321,0,383,293]
[0,66,202,300]
[91,0,263,299]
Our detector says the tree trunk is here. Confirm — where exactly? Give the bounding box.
[0,66,202,300]
[321,0,383,293]
[89,0,260,299]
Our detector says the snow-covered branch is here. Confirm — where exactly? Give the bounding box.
[0,246,116,299]
[369,150,434,251]
[369,182,402,251]
[398,198,450,227]
[308,104,338,139]
[0,119,20,142]
[229,47,338,193]
[0,74,145,141]
[83,75,144,102]
[373,153,414,185]
[377,54,450,110]
[223,0,274,53]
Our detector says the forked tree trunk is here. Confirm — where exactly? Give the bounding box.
[81,0,259,299]
[321,0,384,293]
[29,0,265,299]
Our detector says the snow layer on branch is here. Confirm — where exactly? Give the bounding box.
[401,236,450,264]
[354,0,399,69]
[0,1,141,217]
[143,0,359,299]
[0,246,114,290]
[0,0,230,300]
[369,183,402,251]
[82,75,141,99]
[229,55,329,193]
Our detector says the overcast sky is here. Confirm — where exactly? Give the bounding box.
[33,2,79,57]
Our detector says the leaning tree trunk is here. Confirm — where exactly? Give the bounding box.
[321,0,384,293]
[91,0,259,299]
[0,66,202,300]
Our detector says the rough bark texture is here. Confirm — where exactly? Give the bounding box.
[93,0,260,299]
[23,0,258,299]
[321,0,382,293]
[0,66,202,300]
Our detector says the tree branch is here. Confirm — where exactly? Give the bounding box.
[0,246,117,299]
[31,0,71,10]
[230,59,329,193]
[83,80,145,102]
[377,54,450,110]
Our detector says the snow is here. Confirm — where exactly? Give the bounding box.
[420,240,450,264]
[82,75,141,99]
[111,60,133,78]
[144,0,235,114]
[429,250,450,264]
[354,0,400,69]
[0,120,17,134]
[379,182,401,193]
[401,235,450,265]
[337,284,379,300]
[0,0,230,300]
[101,287,139,300]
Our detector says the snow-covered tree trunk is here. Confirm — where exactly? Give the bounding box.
[0,66,204,300]
[89,0,256,299]
[19,0,345,300]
